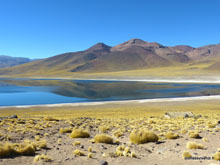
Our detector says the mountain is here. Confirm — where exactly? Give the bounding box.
[0,55,34,68]
[0,39,220,77]
[187,44,220,60]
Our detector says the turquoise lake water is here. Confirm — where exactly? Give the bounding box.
[0,78,220,106]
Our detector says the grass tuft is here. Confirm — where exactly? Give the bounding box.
[213,151,220,161]
[73,149,85,156]
[129,129,158,144]
[182,151,192,159]
[59,128,72,134]
[188,131,200,139]
[186,142,204,149]
[70,129,90,138]
[94,134,114,144]
[165,132,179,139]
[34,154,52,162]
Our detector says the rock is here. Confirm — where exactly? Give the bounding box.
[215,125,220,129]
[0,115,18,121]
[164,112,195,118]
[9,115,18,119]
[100,160,108,165]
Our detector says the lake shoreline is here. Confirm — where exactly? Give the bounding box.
[1,94,220,109]
[2,76,220,84]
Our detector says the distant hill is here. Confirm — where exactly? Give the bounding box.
[0,39,220,78]
[0,55,33,68]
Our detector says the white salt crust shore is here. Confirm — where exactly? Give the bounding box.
[26,76,220,84]
[1,95,220,109]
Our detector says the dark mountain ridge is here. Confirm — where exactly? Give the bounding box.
[0,39,220,76]
[0,55,33,68]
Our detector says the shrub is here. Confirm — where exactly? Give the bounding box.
[115,150,123,156]
[59,128,72,134]
[213,151,220,161]
[0,143,18,158]
[165,132,179,139]
[99,126,109,133]
[34,154,52,162]
[43,116,58,121]
[129,130,159,144]
[35,140,47,149]
[131,151,137,158]
[35,136,40,141]
[188,131,200,138]
[73,149,85,156]
[202,137,208,142]
[70,129,90,138]
[73,141,81,146]
[207,123,217,128]
[0,142,36,158]
[182,151,192,159]
[17,144,35,156]
[88,153,92,158]
[88,146,92,152]
[186,142,204,149]
[94,134,113,144]
[57,138,62,144]
[113,130,123,138]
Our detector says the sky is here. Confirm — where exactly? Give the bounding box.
[0,0,220,59]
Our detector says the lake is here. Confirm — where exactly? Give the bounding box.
[1,78,220,106]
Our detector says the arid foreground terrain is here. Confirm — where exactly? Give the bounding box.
[0,99,220,165]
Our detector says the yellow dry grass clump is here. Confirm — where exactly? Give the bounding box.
[88,146,92,152]
[113,129,124,138]
[88,153,92,158]
[99,126,109,133]
[202,137,209,142]
[0,142,35,158]
[188,130,200,138]
[70,129,90,138]
[0,143,19,158]
[73,149,85,156]
[182,151,192,159]
[212,151,220,161]
[73,141,81,146]
[59,128,72,134]
[165,132,179,139]
[115,145,137,158]
[44,116,58,121]
[129,129,159,144]
[35,139,47,149]
[34,154,52,162]
[186,142,204,149]
[207,121,217,128]
[94,134,114,144]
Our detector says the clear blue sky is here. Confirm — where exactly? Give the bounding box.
[0,0,219,58]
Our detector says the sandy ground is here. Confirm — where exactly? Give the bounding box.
[0,116,220,165]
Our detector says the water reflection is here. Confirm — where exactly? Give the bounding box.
[0,78,220,106]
